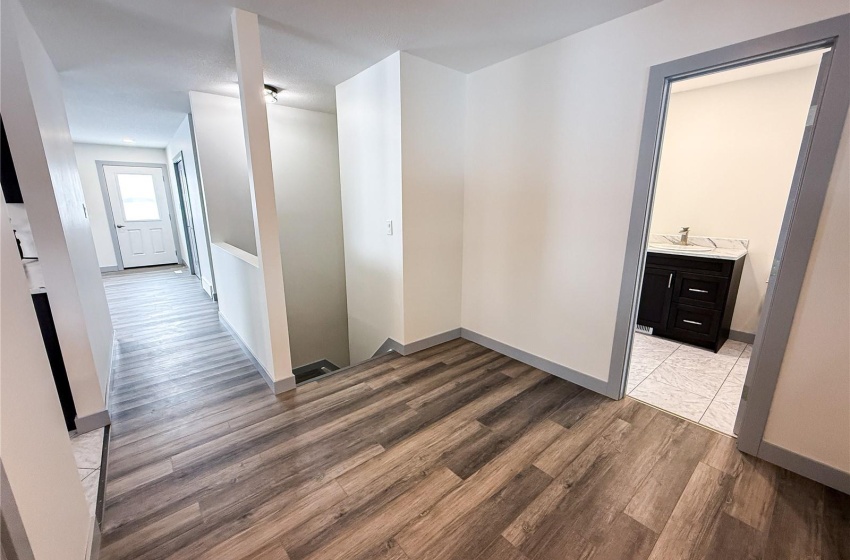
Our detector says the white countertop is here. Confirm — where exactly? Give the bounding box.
[646,234,748,261]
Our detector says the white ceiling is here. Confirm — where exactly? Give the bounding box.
[671,49,826,93]
[20,0,661,147]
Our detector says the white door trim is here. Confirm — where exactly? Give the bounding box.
[96,160,183,271]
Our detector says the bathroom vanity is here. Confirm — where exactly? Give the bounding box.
[637,235,747,352]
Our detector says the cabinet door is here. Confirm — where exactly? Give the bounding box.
[637,267,674,332]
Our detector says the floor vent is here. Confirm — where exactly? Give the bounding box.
[635,324,653,335]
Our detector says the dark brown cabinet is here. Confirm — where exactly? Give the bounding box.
[637,267,675,332]
[637,251,745,352]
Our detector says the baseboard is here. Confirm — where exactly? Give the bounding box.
[372,329,463,358]
[404,329,463,354]
[218,312,295,395]
[87,515,101,560]
[99,265,119,273]
[372,338,405,358]
[729,330,756,344]
[758,441,850,494]
[202,277,215,300]
[104,331,117,410]
[460,328,609,395]
[75,409,111,433]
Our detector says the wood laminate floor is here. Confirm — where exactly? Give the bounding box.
[100,267,849,560]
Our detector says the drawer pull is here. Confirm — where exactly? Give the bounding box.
[688,288,709,293]
[683,319,703,326]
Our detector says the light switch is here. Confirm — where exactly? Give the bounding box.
[386,220,393,236]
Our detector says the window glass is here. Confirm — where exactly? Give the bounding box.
[117,174,160,221]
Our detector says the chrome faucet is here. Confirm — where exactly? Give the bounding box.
[677,227,690,245]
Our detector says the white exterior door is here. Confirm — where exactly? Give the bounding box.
[104,165,178,268]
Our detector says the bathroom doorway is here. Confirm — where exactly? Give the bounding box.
[625,50,823,435]
[609,15,848,455]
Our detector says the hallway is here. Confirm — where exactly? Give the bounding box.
[100,266,274,556]
[97,267,848,560]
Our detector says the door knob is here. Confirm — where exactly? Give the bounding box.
[116,224,125,228]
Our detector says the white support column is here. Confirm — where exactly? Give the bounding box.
[231,8,295,392]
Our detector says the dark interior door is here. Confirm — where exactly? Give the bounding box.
[174,156,201,277]
[637,267,675,332]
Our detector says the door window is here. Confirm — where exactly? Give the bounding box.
[117,173,160,221]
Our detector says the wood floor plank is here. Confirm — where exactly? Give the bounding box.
[411,465,552,560]
[623,420,713,533]
[822,489,850,560]
[700,512,767,560]
[299,467,462,560]
[582,512,658,560]
[502,418,633,548]
[473,536,530,560]
[532,396,631,477]
[646,462,735,560]
[394,419,565,555]
[725,453,778,532]
[170,480,347,560]
[100,502,202,559]
[763,469,825,560]
[517,413,686,560]
[365,539,412,560]
[97,267,849,560]
[105,457,173,500]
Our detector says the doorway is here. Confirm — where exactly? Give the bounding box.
[624,50,823,436]
[173,152,201,277]
[608,15,849,458]
[99,163,180,269]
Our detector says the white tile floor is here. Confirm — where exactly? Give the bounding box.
[627,333,750,436]
[69,427,104,517]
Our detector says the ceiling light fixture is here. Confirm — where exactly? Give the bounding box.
[263,84,279,104]
[122,137,135,144]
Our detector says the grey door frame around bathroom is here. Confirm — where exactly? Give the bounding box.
[96,160,183,271]
[606,15,849,464]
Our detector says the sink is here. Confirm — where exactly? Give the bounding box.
[649,243,714,253]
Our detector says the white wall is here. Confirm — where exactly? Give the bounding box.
[165,116,216,297]
[211,242,272,371]
[1,199,92,560]
[189,91,258,255]
[268,104,350,368]
[337,52,467,363]
[462,0,849,383]
[73,143,170,268]
[191,92,350,369]
[400,53,466,343]
[337,53,405,364]
[763,117,850,473]
[651,66,820,335]
[461,0,849,471]
[2,0,113,422]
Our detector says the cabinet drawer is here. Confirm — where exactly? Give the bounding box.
[669,304,720,341]
[675,273,728,309]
